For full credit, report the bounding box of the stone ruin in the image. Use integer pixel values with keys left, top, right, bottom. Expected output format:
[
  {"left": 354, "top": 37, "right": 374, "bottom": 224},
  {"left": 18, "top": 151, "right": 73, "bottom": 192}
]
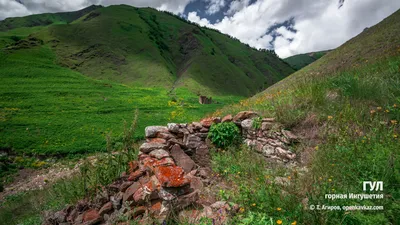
[
  {"left": 44, "top": 111, "right": 298, "bottom": 225},
  {"left": 198, "top": 96, "right": 212, "bottom": 104}
]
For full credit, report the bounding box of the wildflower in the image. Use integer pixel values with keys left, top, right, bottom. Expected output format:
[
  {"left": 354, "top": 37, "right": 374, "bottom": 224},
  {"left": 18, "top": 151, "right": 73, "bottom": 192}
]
[
  {"left": 277, "top": 220, "right": 283, "bottom": 225},
  {"left": 390, "top": 120, "right": 398, "bottom": 125},
  {"left": 377, "top": 107, "right": 382, "bottom": 111},
  {"left": 394, "top": 104, "right": 397, "bottom": 108},
  {"left": 277, "top": 207, "right": 282, "bottom": 211},
  {"left": 238, "top": 172, "right": 241, "bottom": 174},
  {"left": 385, "top": 109, "right": 390, "bottom": 113},
  {"left": 224, "top": 170, "right": 227, "bottom": 173},
  {"left": 256, "top": 178, "right": 259, "bottom": 181},
  {"left": 291, "top": 221, "right": 297, "bottom": 225},
  {"left": 362, "top": 140, "right": 365, "bottom": 143},
  {"left": 314, "top": 146, "right": 319, "bottom": 150},
  {"left": 370, "top": 110, "right": 376, "bottom": 114},
  {"left": 332, "top": 188, "right": 335, "bottom": 191},
  {"left": 327, "top": 115, "right": 333, "bottom": 120},
  {"left": 252, "top": 203, "right": 256, "bottom": 207},
  {"left": 331, "top": 164, "right": 335, "bottom": 166},
  {"left": 328, "top": 179, "right": 332, "bottom": 182},
  {"left": 239, "top": 207, "right": 245, "bottom": 213},
  {"left": 288, "top": 176, "right": 291, "bottom": 180},
  {"left": 394, "top": 134, "right": 398, "bottom": 139},
  {"left": 319, "top": 177, "right": 322, "bottom": 180}
]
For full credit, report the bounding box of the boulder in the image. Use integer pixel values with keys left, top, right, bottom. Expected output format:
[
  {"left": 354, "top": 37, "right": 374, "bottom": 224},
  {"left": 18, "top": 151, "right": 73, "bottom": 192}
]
[
  {"left": 262, "top": 144, "right": 275, "bottom": 156},
  {"left": 145, "top": 126, "right": 168, "bottom": 138},
  {"left": 261, "top": 122, "right": 274, "bottom": 131},
  {"left": 173, "top": 191, "right": 199, "bottom": 210},
  {"left": 139, "top": 142, "right": 167, "bottom": 153},
  {"left": 170, "top": 144, "right": 195, "bottom": 173},
  {"left": 194, "top": 145, "right": 210, "bottom": 168}
]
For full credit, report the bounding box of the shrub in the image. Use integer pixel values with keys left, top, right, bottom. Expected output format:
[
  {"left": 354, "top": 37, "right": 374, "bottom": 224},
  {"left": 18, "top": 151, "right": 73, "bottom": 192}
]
[{"left": 208, "top": 122, "right": 241, "bottom": 148}]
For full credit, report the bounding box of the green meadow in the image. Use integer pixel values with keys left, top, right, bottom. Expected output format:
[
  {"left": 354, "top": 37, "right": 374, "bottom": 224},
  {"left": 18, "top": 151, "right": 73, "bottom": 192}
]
[{"left": 0, "top": 45, "right": 242, "bottom": 156}]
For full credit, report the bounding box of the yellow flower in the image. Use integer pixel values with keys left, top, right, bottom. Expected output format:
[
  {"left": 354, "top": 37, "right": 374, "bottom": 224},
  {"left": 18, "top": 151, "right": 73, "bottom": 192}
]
[
  {"left": 314, "top": 146, "right": 319, "bottom": 150},
  {"left": 394, "top": 134, "right": 398, "bottom": 139},
  {"left": 332, "top": 188, "right": 335, "bottom": 191},
  {"left": 394, "top": 104, "right": 397, "bottom": 108},
  {"left": 277, "top": 207, "right": 282, "bottom": 211},
  {"left": 291, "top": 221, "right": 297, "bottom": 225},
  {"left": 328, "top": 179, "right": 332, "bottom": 182},
  {"left": 239, "top": 207, "right": 245, "bottom": 213},
  {"left": 390, "top": 120, "right": 398, "bottom": 125},
  {"left": 256, "top": 178, "right": 259, "bottom": 181},
  {"left": 377, "top": 107, "right": 382, "bottom": 111},
  {"left": 327, "top": 115, "right": 333, "bottom": 120},
  {"left": 362, "top": 140, "right": 365, "bottom": 143},
  {"left": 224, "top": 170, "right": 227, "bottom": 173},
  {"left": 370, "top": 110, "right": 376, "bottom": 114},
  {"left": 319, "top": 177, "right": 322, "bottom": 180},
  {"left": 277, "top": 220, "right": 283, "bottom": 225},
  {"left": 288, "top": 176, "right": 292, "bottom": 180},
  {"left": 385, "top": 109, "right": 390, "bottom": 113},
  {"left": 252, "top": 203, "right": 256, "bottom": 207}
]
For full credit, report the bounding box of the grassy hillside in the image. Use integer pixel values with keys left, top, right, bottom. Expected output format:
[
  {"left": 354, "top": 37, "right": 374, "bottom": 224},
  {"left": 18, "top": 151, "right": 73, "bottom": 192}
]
[
  {"left": 210, "top": 9, "right": 400, "bottom": 225},
  {"left": 20, "top": 5, "right": 293, "bottom": 96},
  {"left": 284, "top": 50, "right": 331, "bottom": 70},
  {"left": 0, "top": 5, "right": 102, "bottom": 31}
]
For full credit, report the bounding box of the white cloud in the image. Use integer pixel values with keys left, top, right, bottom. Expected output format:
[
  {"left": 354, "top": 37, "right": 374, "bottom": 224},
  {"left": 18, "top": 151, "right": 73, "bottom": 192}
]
[
  {"left": 225, "top": 0, "right": 250, "bottom": 15},
  {"left": 205, "top": 0, "right": 225, "bottom": 15},
  {"left": 188, "top": 0, "right": 400, "bottom": 58},
  {"left": 0, "top": 0, "right": 193, "bottom": 20}
]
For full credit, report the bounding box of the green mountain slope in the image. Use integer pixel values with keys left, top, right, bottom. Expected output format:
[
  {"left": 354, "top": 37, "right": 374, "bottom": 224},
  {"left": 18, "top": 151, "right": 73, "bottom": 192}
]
[
  {"left": 1, "top": 5, "right": 293, "bottom": 96},
  {"left": 213, "top": 9, "right": 400, "bottom": 225},
  {"left": 0, "top": 5, "right": 102, "bottom": 31},
  {"left": 284, "top": 50, "right": 331, "bottom": 70}
]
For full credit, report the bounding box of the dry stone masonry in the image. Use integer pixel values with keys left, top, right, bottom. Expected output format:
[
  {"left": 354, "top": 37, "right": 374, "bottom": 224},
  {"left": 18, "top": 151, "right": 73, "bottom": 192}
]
[{"left": 44, "top": 111, "right": 298, "bottom": 225}]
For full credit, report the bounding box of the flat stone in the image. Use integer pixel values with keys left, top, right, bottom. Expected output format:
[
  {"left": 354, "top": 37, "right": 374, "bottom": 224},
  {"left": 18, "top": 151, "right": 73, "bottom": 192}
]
[
  {"left": 170, "top": 144, "right": 195, "bottom": 173},
  {"left": 221, "top": 114, "right": 233, "bottom": 123},
  {"left": 262, "top": 144, "right": 275, "bottom": 156},
  {"left": 145, "top": 126, "right": 168, "bottom": 138},
  {"left": 99, "top": 202, "right": 113, "bottom": 216},
  {"left": 167, "top": 123, "right": 180, "bottom": 133},
  {"left": 261, "top": 122, "right": 274, "bottom": 131},
  {"left": 119, "top": 181, "right": 133, "bottom": 192},
  {"left": 241, "top": 119, "right": 253, "bottom": 130},
  {"left": 123, "top": 182, "right": 141, "bottom": 202},
  {"left": 185, "top": 134, "right": 202, "bottom": 149},
  {"left": 194, "top": 145, "right": 210, "bottom": 168},
  {"left": 147, "top": 138, "right": 167, "bottom": 144},
  {"left": 82, "top": 209, "right": 102, "bottom": 225},
  {"left": 173, "top": 191, "right": 199, "bottom": 210},
  {"left": 233, "top": 111, "right": 258, "bottom": 121},
  {"left": 149, "top": 149, "right": 170, "bottom": 159},
  {"left": 139, "top": 142, "right": 167, "bottom": 153},
  {"left": 128, "top": 169, "right": 145, "bottom": 181},
  {"left": 282, "top": 130, "right": 298, "bottom": 142},
  {"left": 154, "top": 166, "right": 190, "bottom": 187},
  {"left": 210, "top": 201, "right": 227, "bottom": 210},
  {"left": 200, "top": 118, "right": 214, "bottom": 128},
  {"left": 262, "top": 118, "right": 275, "bottom": 122},
  {"left": 192, "top": 122, "right": 203, "bottom": 130},
  {"left": 199, "top": 127, "right": 209, "bottom": 132}
]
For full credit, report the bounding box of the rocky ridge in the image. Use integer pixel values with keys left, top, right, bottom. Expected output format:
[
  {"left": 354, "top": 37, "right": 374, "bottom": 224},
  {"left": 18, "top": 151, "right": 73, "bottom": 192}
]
[{"left": 44, "top": 111, "right": 298, "bottom": 225}]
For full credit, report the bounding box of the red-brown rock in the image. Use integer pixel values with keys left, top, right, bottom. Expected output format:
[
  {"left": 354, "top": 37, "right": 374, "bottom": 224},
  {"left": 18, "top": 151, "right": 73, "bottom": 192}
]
[
  {"left": 200, "top": 118, "right": 214, "bottom": 128},
  {"left": 154, "top": 166, "right": 190, "bottom": 187},
  {"left": 233, "top": 111, "right": 258, "bottom": 121},
  {"left": 99, "top": 202, "right": 113, "bottom": 216},
  {"left": 128, "top": 169, "right": 145, "bottom": 181},
  {"left": 123, "top": 182, "right": 141, "bottom": 202},
  {"left": 82, "top": 209, "right": 101, "bottom": 224},
  {"left": 221, "top": 114, "right": 233, "bottom": 123},
  {"left": 147, "top": 138, "right": 167, "bottom": 144}
]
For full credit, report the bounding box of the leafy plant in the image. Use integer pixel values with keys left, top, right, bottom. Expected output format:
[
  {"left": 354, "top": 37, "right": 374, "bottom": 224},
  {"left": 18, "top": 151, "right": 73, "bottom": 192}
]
[
  {"left": 252, "top": 117, "right": 262, "bottom": 130},
  {"left": 208, "top": 122, "right": 241, "bottom": 148}
]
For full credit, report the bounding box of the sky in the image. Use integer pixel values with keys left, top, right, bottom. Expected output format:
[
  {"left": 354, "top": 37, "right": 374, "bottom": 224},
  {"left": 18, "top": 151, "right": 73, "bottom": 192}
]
[{"left": 1, "top": 0, "right": 400, "bottom": 58}]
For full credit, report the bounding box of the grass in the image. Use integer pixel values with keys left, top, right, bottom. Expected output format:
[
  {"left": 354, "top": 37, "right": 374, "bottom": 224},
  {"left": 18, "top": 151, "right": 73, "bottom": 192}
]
[
  {"left": 208, "top": 9, "right": 400, "bottom": 224},
  {"left": 0, "top": 44, "right": 242, "bottom": 157},
  {"left": 284, "top": 50, "right": 330, "bottom": 70},
  {"left": 19, "top": 4, "right": 293, "bottom": 96}
]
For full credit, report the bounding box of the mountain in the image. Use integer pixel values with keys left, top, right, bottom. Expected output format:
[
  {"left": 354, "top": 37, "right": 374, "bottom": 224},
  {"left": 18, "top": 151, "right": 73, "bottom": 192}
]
[
  {"left": 0, "top": 5, "right": 294, "bottom": 97},
  {"left": 213, "top": 9, "right": 400, "bottom": 225},
  {"left": 284, "top": 50, "right": 331, "bottom": 70}
]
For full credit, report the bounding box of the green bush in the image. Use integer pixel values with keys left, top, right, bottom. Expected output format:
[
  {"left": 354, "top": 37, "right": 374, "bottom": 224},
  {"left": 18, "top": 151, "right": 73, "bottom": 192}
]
[{"left": 208, "top": 122, "right": 241, "bottom": 148}]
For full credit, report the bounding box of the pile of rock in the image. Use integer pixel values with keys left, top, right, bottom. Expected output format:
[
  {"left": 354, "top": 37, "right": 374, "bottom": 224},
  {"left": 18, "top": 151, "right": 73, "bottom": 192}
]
[{"left": 44, "top": 111, "right": 298, "bottom": 225}]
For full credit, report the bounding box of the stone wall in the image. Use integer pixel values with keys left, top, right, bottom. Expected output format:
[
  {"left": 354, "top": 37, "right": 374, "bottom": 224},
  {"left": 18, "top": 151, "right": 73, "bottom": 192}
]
[{"left": 44, "top": 111, "right": 298, "bottom": 225}]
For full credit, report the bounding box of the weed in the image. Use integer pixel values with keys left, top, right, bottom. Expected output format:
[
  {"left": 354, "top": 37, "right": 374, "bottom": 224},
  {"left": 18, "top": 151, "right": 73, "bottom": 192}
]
[{"left": 208, "top": 122, "right": 241, "bottom": 148}]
